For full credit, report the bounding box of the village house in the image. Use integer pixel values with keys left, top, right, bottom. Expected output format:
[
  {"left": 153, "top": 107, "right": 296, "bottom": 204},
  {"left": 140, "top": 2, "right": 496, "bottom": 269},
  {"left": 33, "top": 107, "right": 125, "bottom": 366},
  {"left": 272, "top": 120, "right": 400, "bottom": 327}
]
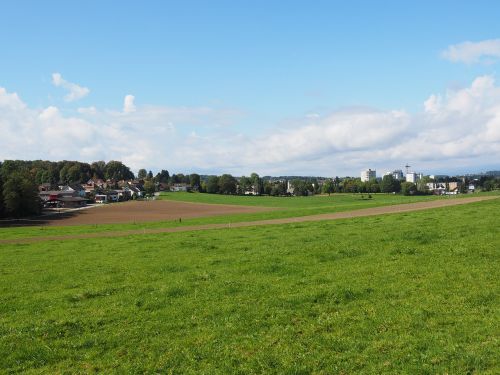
[
  {"left": 39, "top": 190, "right": 87, "bottom": 208},
  {"left": 127, "top": 182, "right": 145, "bottom": 198},
  {"left": 170, "top": 183, "right": 190, "bottom": 192},
  {"left": 59, "top": 184, "right": 86, "bottom": 197},
  {"left": 243, "top": 185, "right": 260, "bottom": 195},
  {"left": 426, "top": 181, "right": 461, "bottom": 195},
  {"left": 83, "top": 179, "right": 106, "bottom": 195}
]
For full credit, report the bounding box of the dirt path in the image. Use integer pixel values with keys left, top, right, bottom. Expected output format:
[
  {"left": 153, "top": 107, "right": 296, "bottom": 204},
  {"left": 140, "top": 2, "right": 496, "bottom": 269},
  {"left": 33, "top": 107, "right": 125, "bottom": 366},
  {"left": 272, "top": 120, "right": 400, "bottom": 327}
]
[{"left": 0, "top": 196, "right": 496, "bottom": 244}]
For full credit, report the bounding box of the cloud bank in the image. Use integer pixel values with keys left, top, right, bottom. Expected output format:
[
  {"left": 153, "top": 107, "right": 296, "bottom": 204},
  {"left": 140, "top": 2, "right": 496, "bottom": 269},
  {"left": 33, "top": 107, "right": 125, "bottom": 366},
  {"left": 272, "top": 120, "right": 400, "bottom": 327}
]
[
  {"left": 52, "top": 73, "right": 90, "bottom": 101},
  {"left": 1, "top": 75, "right": 499, "bottom": 176},
  {"left": 442, "top": 39, "right": 500, "bottom": 64}
]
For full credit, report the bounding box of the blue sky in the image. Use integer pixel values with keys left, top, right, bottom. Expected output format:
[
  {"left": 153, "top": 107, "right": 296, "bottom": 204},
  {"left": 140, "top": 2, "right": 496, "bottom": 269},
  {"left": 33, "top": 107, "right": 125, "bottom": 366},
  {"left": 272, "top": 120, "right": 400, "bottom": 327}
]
[{"left": 1, "top": 1, "right": 500, "bottom": 176}]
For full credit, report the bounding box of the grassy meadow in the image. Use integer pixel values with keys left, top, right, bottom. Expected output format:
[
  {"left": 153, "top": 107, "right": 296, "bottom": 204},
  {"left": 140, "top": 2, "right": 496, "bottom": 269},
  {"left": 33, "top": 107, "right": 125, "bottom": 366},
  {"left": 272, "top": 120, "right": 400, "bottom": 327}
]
[
  {"left": 0, "top": 197, "right": 498, "bottom": 373},
  {"left": 1, "top": 192, "right": 446, "bottom": 241},
  {"left": 158, "top": 191, "right": 440, "bottom": 207}
]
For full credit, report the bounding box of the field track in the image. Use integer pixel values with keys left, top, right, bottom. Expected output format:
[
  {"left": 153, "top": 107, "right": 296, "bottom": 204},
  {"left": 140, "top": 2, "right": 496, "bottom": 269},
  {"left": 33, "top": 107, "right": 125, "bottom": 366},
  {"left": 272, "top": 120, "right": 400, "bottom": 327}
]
[{"left": 1, "top": 196, "right": 496, "bottom": 244}]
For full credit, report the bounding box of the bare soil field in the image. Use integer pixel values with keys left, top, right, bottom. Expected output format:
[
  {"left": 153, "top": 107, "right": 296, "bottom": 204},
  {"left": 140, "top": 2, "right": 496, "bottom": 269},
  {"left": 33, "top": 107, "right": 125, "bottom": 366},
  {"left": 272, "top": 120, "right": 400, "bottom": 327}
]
[{"left": 40, "top": 200, "right": 271, "bottom": 226}]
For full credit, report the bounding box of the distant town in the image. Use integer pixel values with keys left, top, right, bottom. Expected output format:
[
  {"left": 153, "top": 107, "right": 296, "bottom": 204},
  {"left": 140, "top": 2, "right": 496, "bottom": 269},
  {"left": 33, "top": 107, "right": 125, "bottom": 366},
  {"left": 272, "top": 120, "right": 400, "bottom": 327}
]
[{"left": 0, "top": 159, "right": 499, "bottom": 219}]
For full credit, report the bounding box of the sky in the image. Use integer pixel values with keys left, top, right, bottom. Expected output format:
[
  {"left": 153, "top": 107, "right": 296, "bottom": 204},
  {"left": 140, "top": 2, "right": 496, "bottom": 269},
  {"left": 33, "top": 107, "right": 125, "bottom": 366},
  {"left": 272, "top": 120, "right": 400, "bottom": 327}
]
[{"left": 1, "top": 0, "right": 500, "bottom": 177}]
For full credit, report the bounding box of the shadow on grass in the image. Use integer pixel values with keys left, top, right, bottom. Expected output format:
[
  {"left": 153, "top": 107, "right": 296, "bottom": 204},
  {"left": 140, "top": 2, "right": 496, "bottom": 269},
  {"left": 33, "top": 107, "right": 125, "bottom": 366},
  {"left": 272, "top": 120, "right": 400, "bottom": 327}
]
[{"left": 0, "top": 210, "right": 85, "bottom": 227}]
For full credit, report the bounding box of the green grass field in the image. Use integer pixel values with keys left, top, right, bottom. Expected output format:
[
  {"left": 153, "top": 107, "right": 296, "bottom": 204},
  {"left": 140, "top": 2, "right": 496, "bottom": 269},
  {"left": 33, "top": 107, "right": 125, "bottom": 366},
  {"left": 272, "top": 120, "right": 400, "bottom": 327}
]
[
  {"left": 159, "top": 191, "right": 440, "bottom": 208},
  {"left": 0, "top": 193, "right": 447, "bottom": 241},
  {"left": 0, "top": 197, "right": 498, "bottom": 373}
]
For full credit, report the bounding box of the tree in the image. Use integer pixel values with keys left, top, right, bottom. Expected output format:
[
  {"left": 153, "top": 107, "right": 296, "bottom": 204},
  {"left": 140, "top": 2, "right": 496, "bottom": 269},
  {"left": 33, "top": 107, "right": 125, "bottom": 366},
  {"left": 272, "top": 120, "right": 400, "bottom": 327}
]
[
  {"left": 291, "top": 179, "right": 311, "bottom": 196},
  {"left": 3, "top": 171, "right": 40, "bottom": 217},
  {"left": 147, "top": 170, "right": 153, "bottom": 180},
  {"left": 59, "top": 164, "right": 70, "bottom": 184},
  {"left": 322, "top": 180, "right": 334, "bottom": 195},
  {"left": 250, "top": 173, "right": 263, "bottom": 194},
  {"left": 366, "top": 180, "right": 380, "bottom": 193},
  {"left": 206, "top": 176, "right": 219, "bottom": 194},
  {"left": 155, "top": 170, "right": 170, "bottom": 183},
  {"left": 270, "top": 181, "right": 286, "bottom": 196},
  {"left": 91, "top": 161, "right": 106, "bottom": 179},
  {"left": 239, "top": 176, "right": 252, "bottom": 194},
  {"left": 170, "top": 174, "right": 180, "bottom": 183},
  {"left": 483, "top": 179, "right": 494, "bottom": 191},
  {"left": 417, "top": 176, "right": 431, "bottom": 194},
  {"left": 457, "top": 183, "right": 466, "bottom": 194},
  {"left": 401, "top": 182, "right": 417, "bottom": 196},
  {"left": 219, "top": 174, "right": 237, "bottom": 194},
  {"left": 263, "top": 181, "right": 272, "bottom": 195},
  {"left": 67, "top": 164, "right": 82, "bottom": 183},
  {"left": 189, "top": 173, "right": 201, "bottom": 188},
  {"left": 200, "top": 181, "right": 207, "bottom": 193},
  {"left": 380, "top": 175, "right": 401, "bottom": 193},
  {"left": 144, "top": 180, "right": 156, "bottom": 196},
  {"left": 342, "top": 178, "right": 359, "bottom": 193},
  {"left": 138, "top": 169, "right": 147, "bottom": 179},
  {"left": 104, "top": 161, "right": 134, "bottom": 181}
]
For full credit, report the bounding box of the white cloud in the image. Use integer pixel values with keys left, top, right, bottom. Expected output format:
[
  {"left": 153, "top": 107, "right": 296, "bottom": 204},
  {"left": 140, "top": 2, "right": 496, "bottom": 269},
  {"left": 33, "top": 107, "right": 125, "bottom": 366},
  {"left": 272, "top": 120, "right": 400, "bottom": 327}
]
[
  {"left": 442, "top": 39, "right": 500, "bottom": 64},
  {"left": 1, "top": 75, "right": 500, "bottom": 176},
  {"left": 123, "top": 94, "right": 136, "bottom": 113},
  {"left": 77, "top": 106, "right": 97, "bottom": 115},
  {"left": 0, "top": 87, "right": 26, "bottom": 110},
  {"left": 39, "top": 106, "right": 59, "bottom": 120},
  {"left": 52, "top": 72, "right": 90, "bottom": 101}
]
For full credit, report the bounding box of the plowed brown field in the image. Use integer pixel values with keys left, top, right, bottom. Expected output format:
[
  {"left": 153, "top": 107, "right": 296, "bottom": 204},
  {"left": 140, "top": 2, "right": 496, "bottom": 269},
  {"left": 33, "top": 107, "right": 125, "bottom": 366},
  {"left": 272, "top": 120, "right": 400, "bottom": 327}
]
[{"left": 41, "top": 200, "right": 271, "bottom": 226}]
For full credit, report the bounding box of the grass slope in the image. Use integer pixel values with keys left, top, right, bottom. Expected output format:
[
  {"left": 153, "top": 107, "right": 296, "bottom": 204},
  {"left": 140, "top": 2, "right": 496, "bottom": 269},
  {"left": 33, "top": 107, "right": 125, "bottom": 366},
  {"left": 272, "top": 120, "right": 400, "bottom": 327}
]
[{"left": 0, "top": 199, "right": 498, "bottom": 373}]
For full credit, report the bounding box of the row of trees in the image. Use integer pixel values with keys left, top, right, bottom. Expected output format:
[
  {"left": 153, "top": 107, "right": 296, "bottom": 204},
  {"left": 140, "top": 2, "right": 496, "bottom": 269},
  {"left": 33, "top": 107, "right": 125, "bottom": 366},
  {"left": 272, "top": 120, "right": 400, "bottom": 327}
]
[
  {"left": 0, "top": 160, "right": 135, "bottom": 186},
  {"left": 202, "top": 174, "right": 320, "bottom": 196},
  {"left": 203, "top": 173, "right": 269, "bottom": 195},
  {"left": 322, "top": 175, "right": 418, "bottom": 195},
  {"left": 200, "top": 174, "right": 410, "bottom": 197},
  {"left": 138, "top": 168, "right": 202, "bottom": 188}
]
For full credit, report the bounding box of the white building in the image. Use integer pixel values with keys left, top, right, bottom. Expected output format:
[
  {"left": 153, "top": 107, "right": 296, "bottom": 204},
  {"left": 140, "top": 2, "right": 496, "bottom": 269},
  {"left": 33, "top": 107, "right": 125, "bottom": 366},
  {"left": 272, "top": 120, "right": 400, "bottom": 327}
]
[
  {"left": 406, "top": 172, "right": 423, "bottom": 183},
  {"left": 361, "top": 169, "right": 376, "bottom": 182}
]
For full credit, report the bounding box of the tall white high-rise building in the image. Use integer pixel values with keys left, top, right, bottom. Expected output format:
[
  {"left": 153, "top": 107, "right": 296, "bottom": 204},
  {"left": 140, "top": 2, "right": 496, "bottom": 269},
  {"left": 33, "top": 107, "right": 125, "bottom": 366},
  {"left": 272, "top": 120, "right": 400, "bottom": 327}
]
[
  {"left": 361, "top": 169, "right": 376, "bottom": 182},
  {"left": 406, "top": 172, "right": 418, "bottom": 183}
]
